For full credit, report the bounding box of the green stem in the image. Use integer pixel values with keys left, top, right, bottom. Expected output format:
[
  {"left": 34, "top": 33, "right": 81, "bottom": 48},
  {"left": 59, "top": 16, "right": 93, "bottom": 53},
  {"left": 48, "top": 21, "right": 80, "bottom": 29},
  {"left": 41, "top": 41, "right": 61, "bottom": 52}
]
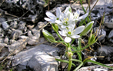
[
  {"left": 56, "top": 32, "right": 63, "bottom": 41},
  {"left": 67, "top": 57, "right": 72, "bottom": 71},
  {"left": 74, "top": 62, "right": 83, "bottom": 71},
  {"left": 77, "top": 38, "right": 82, "bottom": 61},
  {"left": 67, "top": 44, "right": 73, "bottom": 71}
]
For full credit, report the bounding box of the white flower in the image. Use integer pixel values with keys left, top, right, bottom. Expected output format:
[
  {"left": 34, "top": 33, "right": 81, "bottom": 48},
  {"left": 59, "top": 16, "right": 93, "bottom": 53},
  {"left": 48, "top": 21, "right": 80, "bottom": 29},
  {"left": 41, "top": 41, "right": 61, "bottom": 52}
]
[
  {"left": 73, "top": 10, "right": 89, "bottom": 21},
  {"left": 59, "top": 26, "right": 85, "bottom": 43},
  {"left": 55, "top": 6, "right": 88, "bottom": 29},
  {"left": 44, "top": 7, "right": 61, "bottom": 24},
  {"left": 55, "top": 9, "right": 75, "bottom": 29}
]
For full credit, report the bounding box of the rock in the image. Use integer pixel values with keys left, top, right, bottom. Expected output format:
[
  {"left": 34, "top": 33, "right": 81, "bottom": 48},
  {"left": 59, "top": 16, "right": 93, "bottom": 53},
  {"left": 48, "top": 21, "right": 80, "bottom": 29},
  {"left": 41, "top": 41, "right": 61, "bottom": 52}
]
[
  {"left": 9, "top": 39, "right": 16, "bottom": 44},
  {"left": 0, "top": 47, "right": 9, "bottom": 60},
  {"left": 94, "top": 68, "right": 107, "bottom": 71},
  {"left": 8, "top": 38, "right": 28, "bottom": 54},
  {"left": 104, "top": 16, "right": 113, "bottom": 28},
  {"left": 108, "top": 30, "right": 113, "bottom": 38},
  {"left": 98, "top": 46, "right": 113, "bottom": 56},
  {"left": 4, "top": 36, "right": 9, "bottom": 44},
  {"left": 27, "top": 36, "right": 39, "bottom": 45},
  {"left": 0, "top": 17, "right": 6, "bottom": 24},
  {"left": 0, "top": 38, "right": 3, "bottom": 43},
  {"left": 31, "top": 29, "right": 40, "bottom": 38},
  {"left": 91, "top": 10, "right": 101, "bottom": 20},
  {"left": 11, "top": 30, "right": 23, "bottom": 40},
  {"left": 37, "top": 22, "right": 46, "bottom": 29},
  {"left": 0, "top": 43, "right": 7, "bottom": 52},
  {"left": 91, "top": 0, "right": 113, "bottom": 6},
  {"left": 12, "top": 44, "right": 60, "bottom": 71},
  {"left": 34, "top": 0, "right": 47, "bottom": 6},
  {"left": 10, "top": 20, "right": 18, "bottom": 29},
  {"left": 39, "top": 37, "right": 47, "bottom": 43},
  {"left": 27, "top": 14, "right": 38, "bottom": 23},
  {"left": 27, "top": 29, "right": 40, "bottom": 45},
  {"left": 0, "top": 28, "right": 3, "bottom": 33},
  {"left": 27, "top": 30, "right": 33, "bottom": 37},
  {"left": 18, "top": 21, "right": 26, "bottom": 30},
  {"left": 2, "top": 21, "right": 9, "bottom": 30},
  {"left": 94, "top": 27, "right": 106, "bottom": 41},
  {"left": 0, "top": 33, "right": 4, "bottom": 38},
  {"left": 27, "top": 53, "right": 58, "bottom": 71},
  {"left": 18, "top": 36, "right": 28, "bottom": 39},
  {"left": 78, "top": 64, "right": 113, "bottom": 71},
  {"left": 27, "top": 25, "right": 34, "bottom": 30}
]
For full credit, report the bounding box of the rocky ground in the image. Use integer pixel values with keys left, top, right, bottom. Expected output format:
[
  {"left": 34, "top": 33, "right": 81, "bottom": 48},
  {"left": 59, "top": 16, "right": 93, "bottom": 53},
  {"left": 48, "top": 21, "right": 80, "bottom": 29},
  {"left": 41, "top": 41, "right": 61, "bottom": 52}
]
[{"left": 0, "top": 0, "right": 113, "bottom": 71}]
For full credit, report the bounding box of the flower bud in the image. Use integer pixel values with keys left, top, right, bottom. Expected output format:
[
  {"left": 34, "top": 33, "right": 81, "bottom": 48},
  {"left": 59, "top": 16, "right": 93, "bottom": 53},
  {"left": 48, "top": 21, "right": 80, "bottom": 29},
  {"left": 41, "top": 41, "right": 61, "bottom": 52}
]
[
  {"left": 81, "top": 21, "right": 94, "bottom": 36},
  {"left": 88, "top": 32, "right": 96, "bottom": 45},
  {"left": 42, "top": 29, "right": 57, "bottom": 43},
  {"left": 52, "top": 24, "right": 59, "bottom": 32}
]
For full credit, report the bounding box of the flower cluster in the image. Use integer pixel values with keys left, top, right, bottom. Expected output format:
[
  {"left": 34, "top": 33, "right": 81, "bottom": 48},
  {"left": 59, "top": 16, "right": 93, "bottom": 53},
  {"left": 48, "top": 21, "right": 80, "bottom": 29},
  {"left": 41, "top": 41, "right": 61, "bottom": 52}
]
[{"left": 44, "top": 6, "right": 93, "bottom": 43}]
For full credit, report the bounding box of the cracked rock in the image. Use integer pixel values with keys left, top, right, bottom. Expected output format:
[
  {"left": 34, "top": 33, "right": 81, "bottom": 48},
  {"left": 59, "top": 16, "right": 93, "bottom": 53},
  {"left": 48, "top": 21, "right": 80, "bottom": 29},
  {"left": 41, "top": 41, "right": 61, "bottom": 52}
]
[{"left": 12, "top": 44, "right": 60, "bottom": 71}]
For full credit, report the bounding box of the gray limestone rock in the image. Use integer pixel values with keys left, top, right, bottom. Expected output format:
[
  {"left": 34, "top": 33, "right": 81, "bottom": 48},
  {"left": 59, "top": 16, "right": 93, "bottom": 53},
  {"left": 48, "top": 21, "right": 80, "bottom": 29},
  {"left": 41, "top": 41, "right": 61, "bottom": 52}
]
[
  {"left": 27, "top": 36, "right": 39, "bottom": 45},
  {"left": 0, "top": 43, "right": 7, "bottom": 52},
  {"left": 18, "top": 21, "right": 26, "bottom": 30},
  {"left": 37, "top": 22, "right": 46, "bottom": 29},
  {"left": 8, "top": 38, "right": 28, "bottom": 54},
  {"left": 104, "top": 16, "right": 113, "bottom": 28},
  {"left": 0, "top": 38, "right": 3, "bottom": 43},
  {"left": 108, "top": 30, "right": 113, "bottom": 39},
  {"left": 0, "top": 47, "right": 9, "bottom": 60},
  {"left": 98, "top": 46, "right": 113, "bottom": 56},
  {"left": 4, "top": 36, "right": 9, "bottom": 44},
  {"left": 10, "top": 20, "right": 18, "bottom": 29},
  {"left": 11, "top": 30, "right": 23, "bottom": 40},
  {"left": 94, "top": 27, "right": 106, "bottom": 41},
  {"left": 2, "top": 22, "right": 9, "bottom": 30},
  {"left": 12, "top": 44, "right": 60, "bottom": 71}
]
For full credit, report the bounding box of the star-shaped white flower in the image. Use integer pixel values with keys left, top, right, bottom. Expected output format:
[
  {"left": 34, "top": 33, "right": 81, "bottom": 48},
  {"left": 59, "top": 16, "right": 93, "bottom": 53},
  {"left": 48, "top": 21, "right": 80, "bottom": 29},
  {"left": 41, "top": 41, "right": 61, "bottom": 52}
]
[
  {"left": 55, "top": 8, "right": 75, "bottom": 29},
  {"left": 73, "top": 10, "right": 89, "bottom": 21},
  {"left": 59, "top": 26, "right": 85, "bottom": 43},
  {"left": 44, "top": 7, "right": 62, "bottom": 24}
]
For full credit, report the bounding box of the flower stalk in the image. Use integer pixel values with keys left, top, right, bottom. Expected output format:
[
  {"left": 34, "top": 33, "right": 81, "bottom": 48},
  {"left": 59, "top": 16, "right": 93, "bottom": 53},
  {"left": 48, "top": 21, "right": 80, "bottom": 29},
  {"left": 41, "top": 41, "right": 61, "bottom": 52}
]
[{"left": 66, "top": 44, "right": 73, "bottom": 71}]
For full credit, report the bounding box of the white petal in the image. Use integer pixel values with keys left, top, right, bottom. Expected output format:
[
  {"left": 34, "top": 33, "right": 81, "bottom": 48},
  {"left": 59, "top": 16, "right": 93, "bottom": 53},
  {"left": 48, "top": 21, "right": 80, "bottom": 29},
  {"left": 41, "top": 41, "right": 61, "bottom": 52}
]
[
  {"left": 46, "top": 11, "right": 56, "bottom": 19},
  {"left": 56, "top": 7, "right": 61, "bottom": 18},
  {"left": 64, "top": 37, "right": 71, "bottom": 43},
  {"left": 61, "top": 25, "right": 66, "bottom": 28},
  {"left": 68, "top": 21, "right": 75, "bottom": 29},
  {"left": 59, "top": 31, "right": 66, "bottom": 36},
  {"left": 68, "top": 12, "right": 74, "bottom": 20},
  {"left": 44, "top": 17, "right": 51, "bottom": 21},
  {"left": 44, "top": 17, "right": 55, "bottom": 23},
  {"left": 55, "top": 20, "right": 62, "bottom": 25},
  {"left": 71, "top": 35, "right": 80, "bottom": 38},
  {"left": 75, "top": 10, "right": 80, "bottom": 17},
  {"left": 73, "top": 26, "right": 85, "bottom": 35},
  {"left": 78, "top": 12, "right": 88, "bottom": 20},
  {"left": 64, "top": 6, "right": 71, "bottom": 14}
]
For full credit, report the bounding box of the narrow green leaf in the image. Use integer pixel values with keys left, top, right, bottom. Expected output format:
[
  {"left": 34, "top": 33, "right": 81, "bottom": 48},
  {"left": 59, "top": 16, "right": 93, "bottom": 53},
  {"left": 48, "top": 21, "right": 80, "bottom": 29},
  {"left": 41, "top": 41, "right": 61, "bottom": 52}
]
[
  {"left": 74, "top": 62, "right": 83, "bottom": 71},
  {"left": 84, "top": 60, "right": 113, "bottom": 69},
  {"left": 77, "top": 38, "right": 82, "bottom": 61},
  {"left": 88, "top": 32, "right": 96, "bottom": 45}
]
